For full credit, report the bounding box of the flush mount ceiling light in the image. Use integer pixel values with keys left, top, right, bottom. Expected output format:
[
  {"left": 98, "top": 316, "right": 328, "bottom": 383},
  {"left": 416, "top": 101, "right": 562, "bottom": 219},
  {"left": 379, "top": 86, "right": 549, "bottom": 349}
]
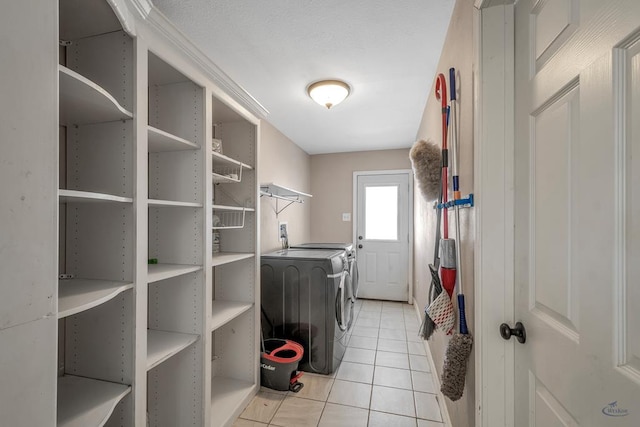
[{"left": 307, "top": 79, "right": 351, "bottom": 109}]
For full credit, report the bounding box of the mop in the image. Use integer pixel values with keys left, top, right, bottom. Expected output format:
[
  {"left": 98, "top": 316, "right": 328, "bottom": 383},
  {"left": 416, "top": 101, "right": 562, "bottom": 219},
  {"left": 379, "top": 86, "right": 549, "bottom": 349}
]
[
  {"left": 441, "top": 68, "right": 473, "bottom": 401},
  {"left": 418, "top": 180, "right": 442, "bottom": 339},
  {"left": 411, "top": 138, "right": 443, "bottom": 339},
  {"left": 425, "top": 74, "right": 456, "bottom": 336}
]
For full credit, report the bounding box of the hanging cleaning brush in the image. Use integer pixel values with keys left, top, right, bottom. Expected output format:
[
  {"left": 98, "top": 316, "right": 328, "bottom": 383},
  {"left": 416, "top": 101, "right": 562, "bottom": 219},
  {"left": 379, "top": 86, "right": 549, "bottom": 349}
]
[
  {"left": 441, "top": 67, "right": 473, "bottom": 401},
  {"left": 410, "top": 139, "right": 442, "bottom": 202}
]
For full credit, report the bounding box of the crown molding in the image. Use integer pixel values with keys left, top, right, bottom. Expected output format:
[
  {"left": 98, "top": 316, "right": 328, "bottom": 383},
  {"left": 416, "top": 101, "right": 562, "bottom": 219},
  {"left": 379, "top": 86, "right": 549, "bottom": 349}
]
[
  {"left": 142, "top": 4, "right": 270, "bottom": 118},
  {"left": 109, "top": 0, "right": 269, "bottom": 118},
  {"left": 475, "top": 0, "right": 515, "bottom": 9}
]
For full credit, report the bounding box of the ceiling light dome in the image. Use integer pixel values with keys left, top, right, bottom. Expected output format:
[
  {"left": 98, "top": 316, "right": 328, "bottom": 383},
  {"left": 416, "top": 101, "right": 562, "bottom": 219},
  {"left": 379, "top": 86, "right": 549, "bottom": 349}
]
[{"left": 307, "top": 79, "right": 351, "bottom": 109}]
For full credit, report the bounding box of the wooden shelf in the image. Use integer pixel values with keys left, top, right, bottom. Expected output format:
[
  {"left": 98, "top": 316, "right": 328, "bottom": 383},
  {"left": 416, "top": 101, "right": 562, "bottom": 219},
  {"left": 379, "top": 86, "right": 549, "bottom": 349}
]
[
  {"left": 211, "top": 252, "right": 254, "bottom": 267},
  {"left": 211, "top": 301, "right": 253, "bottom": 331},
  {"left": 57, "top": 375, "right": 130, "bottom": 427},
  {"left": 59, "top": 189, "right": 132, "bottom": 204},
  {"left": 58, "top": 279, "right": 133, "bottom": 318},
  {"left": 147, "top": 329, "right": 199, "bottom": 371},
  {"left": 148, "top": 264, "right": 202, "bottom": 283},
  {"left": 210, "top": 377, "right": 255, "bottom": 427},
  {"left": 148, "top": 126, "right": 199, "bottom": 152},
  {"left": 148, "top": 199, "right": 203, "bottom": 208},
  {"left": 59, "top": 65, "right": 132, "bottom": 126}
]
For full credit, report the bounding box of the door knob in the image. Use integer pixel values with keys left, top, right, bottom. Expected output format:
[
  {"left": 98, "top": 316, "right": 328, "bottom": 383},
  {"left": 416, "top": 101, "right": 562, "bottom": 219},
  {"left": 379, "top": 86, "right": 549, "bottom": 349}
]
[
  {"left": 358, "top": 244, "right": 363, "bottom": 249},
  {"left": 499, "top": 322, "right": 526, "bottom": 344}
]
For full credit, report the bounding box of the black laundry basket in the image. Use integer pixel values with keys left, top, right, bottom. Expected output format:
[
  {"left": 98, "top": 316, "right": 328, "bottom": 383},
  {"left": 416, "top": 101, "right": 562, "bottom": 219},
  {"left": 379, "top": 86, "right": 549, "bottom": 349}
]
[{"left": 260, "top": 338, "right": 304, "bottom": 392}]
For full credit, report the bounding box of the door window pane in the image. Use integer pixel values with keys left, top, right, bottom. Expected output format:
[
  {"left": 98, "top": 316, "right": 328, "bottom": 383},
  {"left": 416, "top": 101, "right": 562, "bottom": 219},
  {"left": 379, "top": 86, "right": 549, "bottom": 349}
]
[{"left": 365, "top": 186, "right": 398, "bottom": 240}]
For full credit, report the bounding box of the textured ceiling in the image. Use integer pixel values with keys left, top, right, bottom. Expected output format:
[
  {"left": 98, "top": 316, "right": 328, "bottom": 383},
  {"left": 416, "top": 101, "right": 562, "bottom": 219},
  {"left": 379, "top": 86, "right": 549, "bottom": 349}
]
[{"left": 152, "top": 0, "right": 455, "bottom": 154}]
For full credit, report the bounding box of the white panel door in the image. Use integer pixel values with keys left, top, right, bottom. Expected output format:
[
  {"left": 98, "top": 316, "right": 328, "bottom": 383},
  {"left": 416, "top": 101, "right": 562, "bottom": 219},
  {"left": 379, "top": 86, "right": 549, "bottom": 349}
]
[
  {"left": 355, "top": 173, "right": 410, "bottom": 301},
  {"left": 514, "top": 0, "right": 640, "bottom": 425}
]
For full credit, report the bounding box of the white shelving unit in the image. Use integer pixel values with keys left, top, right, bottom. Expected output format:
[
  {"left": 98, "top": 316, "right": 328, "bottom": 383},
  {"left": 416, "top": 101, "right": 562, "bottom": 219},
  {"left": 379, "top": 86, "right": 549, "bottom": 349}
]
[
  {"left": 146, "top": 51, "right": 208, "bottom": 427},
  {"left": 209, "top": 96, "right": 259, "bottom": 427},
  {"left": 57, "top": 1, "right": 135, "bottom": 425},
  {"left": 3, "top": 0, "right": 261, "bottom": 425}
]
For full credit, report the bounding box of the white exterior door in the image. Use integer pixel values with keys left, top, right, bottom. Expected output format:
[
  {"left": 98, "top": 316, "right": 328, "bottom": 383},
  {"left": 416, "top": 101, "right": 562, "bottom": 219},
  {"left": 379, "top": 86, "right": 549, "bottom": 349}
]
[
  {"left": 355, "top": 172, "right": 411, "bottom": 302},
  {"left": 514, "top": 0, "right": 640, "bottom": 425}
]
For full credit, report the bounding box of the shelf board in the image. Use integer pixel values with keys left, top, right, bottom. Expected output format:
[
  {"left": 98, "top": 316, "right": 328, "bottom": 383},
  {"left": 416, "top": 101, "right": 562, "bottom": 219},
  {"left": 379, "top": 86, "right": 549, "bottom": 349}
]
[
  {"left": 148, "top": 263, "right": 202, "bottom": 283},
  {"left": 260, "top": 183, "right": 312, "bottom": 199},
  {"left": 211, "top": 151, "right": 253, "bottom": 170},
  {"left": 212, "top": 204, "right": 255, "bottom": 212},
  {"left": 57, "top": 375, "right": 131, "bottom": 427},
  {"left": 211, "top": 301, "right": 253, "bottom": 331},
  {"left": 148, "top": 199, "right": 203, "bottom": 208},
  {"left": 58, "top": 278, "right": 133, "bottom": 318},
  {"left": 59, "top": 189, "right": 133, "bottom": 204},
  {"left": 211, "top": 377, "right": 256, "bottom": 427},
  {"left": 212, "top": 252, "right": 255, "bottom": 267},
  {"left": 59, "top": 65, "right": 132, "bottom": 126},
  {"left": 148, "top": 126, "right": 199, "bottom": 152},
  {"left": 147, "top": 329, "right": 199, "bottom": 371}
]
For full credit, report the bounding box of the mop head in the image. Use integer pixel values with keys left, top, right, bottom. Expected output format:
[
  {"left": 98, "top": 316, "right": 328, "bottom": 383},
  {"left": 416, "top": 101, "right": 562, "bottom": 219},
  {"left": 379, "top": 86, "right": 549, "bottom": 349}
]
[
  {"left": 419, "top": 309, "right": 436, "bottom": 339},
  {"left": 410, "top": 139, "right": 441, "bottom": 201},
  {"left": 441, "top": 332, "right": 473, "bottom": 401}
]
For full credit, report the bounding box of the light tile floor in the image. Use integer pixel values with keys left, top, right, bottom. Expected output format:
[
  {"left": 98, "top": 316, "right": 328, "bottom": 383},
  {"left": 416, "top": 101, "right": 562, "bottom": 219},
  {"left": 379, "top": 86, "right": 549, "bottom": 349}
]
[{"left": 235, "top": 300, "right": 445, "bottom": 427}]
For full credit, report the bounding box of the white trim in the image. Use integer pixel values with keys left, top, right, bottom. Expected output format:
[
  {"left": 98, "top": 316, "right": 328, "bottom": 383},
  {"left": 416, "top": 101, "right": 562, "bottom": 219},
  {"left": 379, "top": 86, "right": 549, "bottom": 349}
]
[
  {"left": 413, "top": 299, "right": 453, "bottom": 427},
  {"left": 352, "top": 169, "right": 414, "bottom": 304},
  {"left": 474, "top": 4, "right": 515, "bottom": 427},
  {"left": 143, "top": 8, "right": 269, "bottom": 119}
]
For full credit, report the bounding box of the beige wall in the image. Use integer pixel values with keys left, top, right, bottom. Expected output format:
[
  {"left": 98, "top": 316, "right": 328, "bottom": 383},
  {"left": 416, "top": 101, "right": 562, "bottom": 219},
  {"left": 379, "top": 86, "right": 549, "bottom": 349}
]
[
  {"left": 413, "top": 0, "right": 475, "bottom": 425},
  {"left": 259, "top": 121, "right": 311, "bottom": 253},
  {"left": 309, "top": 149, "right": 411, "bottom": 243}
]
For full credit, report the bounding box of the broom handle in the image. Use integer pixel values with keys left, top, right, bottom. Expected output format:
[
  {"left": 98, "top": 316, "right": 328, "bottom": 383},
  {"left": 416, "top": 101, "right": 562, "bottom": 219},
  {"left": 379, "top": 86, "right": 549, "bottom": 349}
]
[
  {"left": 435, "top": 74, "right": 449, "bottom": 239},
  {"left": 450, "top": 68, "right": 468, "bottom": 335},
  {"left": 449, "top": 68, "right": 462, "bottom": 295}
]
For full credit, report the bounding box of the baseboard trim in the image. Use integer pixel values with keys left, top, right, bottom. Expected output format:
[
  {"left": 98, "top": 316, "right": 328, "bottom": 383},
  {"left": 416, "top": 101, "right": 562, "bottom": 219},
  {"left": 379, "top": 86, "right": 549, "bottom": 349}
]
[{"left": 412, "top": 298, "right": 453, "bottom": 427}]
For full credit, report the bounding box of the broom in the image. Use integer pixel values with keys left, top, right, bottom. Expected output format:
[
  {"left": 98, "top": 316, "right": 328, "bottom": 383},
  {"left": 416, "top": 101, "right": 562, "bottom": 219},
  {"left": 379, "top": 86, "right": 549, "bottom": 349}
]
[
  {"left": 410, "top": 138, "right": 443, "bottom": 339},
  {"left": 419, "top": 182, "right": 442, "bottom": 339},
  {"left": 441, "top": 68, "right": 473, "bottom": 401}
]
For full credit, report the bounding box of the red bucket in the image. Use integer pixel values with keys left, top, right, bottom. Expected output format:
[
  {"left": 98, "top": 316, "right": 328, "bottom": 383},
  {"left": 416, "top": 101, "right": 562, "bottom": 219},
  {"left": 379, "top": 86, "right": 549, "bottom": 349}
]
[{"left": 261, "top": 339, "right": 304, "bottom": 392}]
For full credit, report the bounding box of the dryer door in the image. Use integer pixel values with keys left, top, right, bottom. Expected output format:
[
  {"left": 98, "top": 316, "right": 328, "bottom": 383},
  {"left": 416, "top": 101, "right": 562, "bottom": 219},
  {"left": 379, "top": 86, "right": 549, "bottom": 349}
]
[{"left": 335, "top": 271, "right": 354, "bottom": 332}]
